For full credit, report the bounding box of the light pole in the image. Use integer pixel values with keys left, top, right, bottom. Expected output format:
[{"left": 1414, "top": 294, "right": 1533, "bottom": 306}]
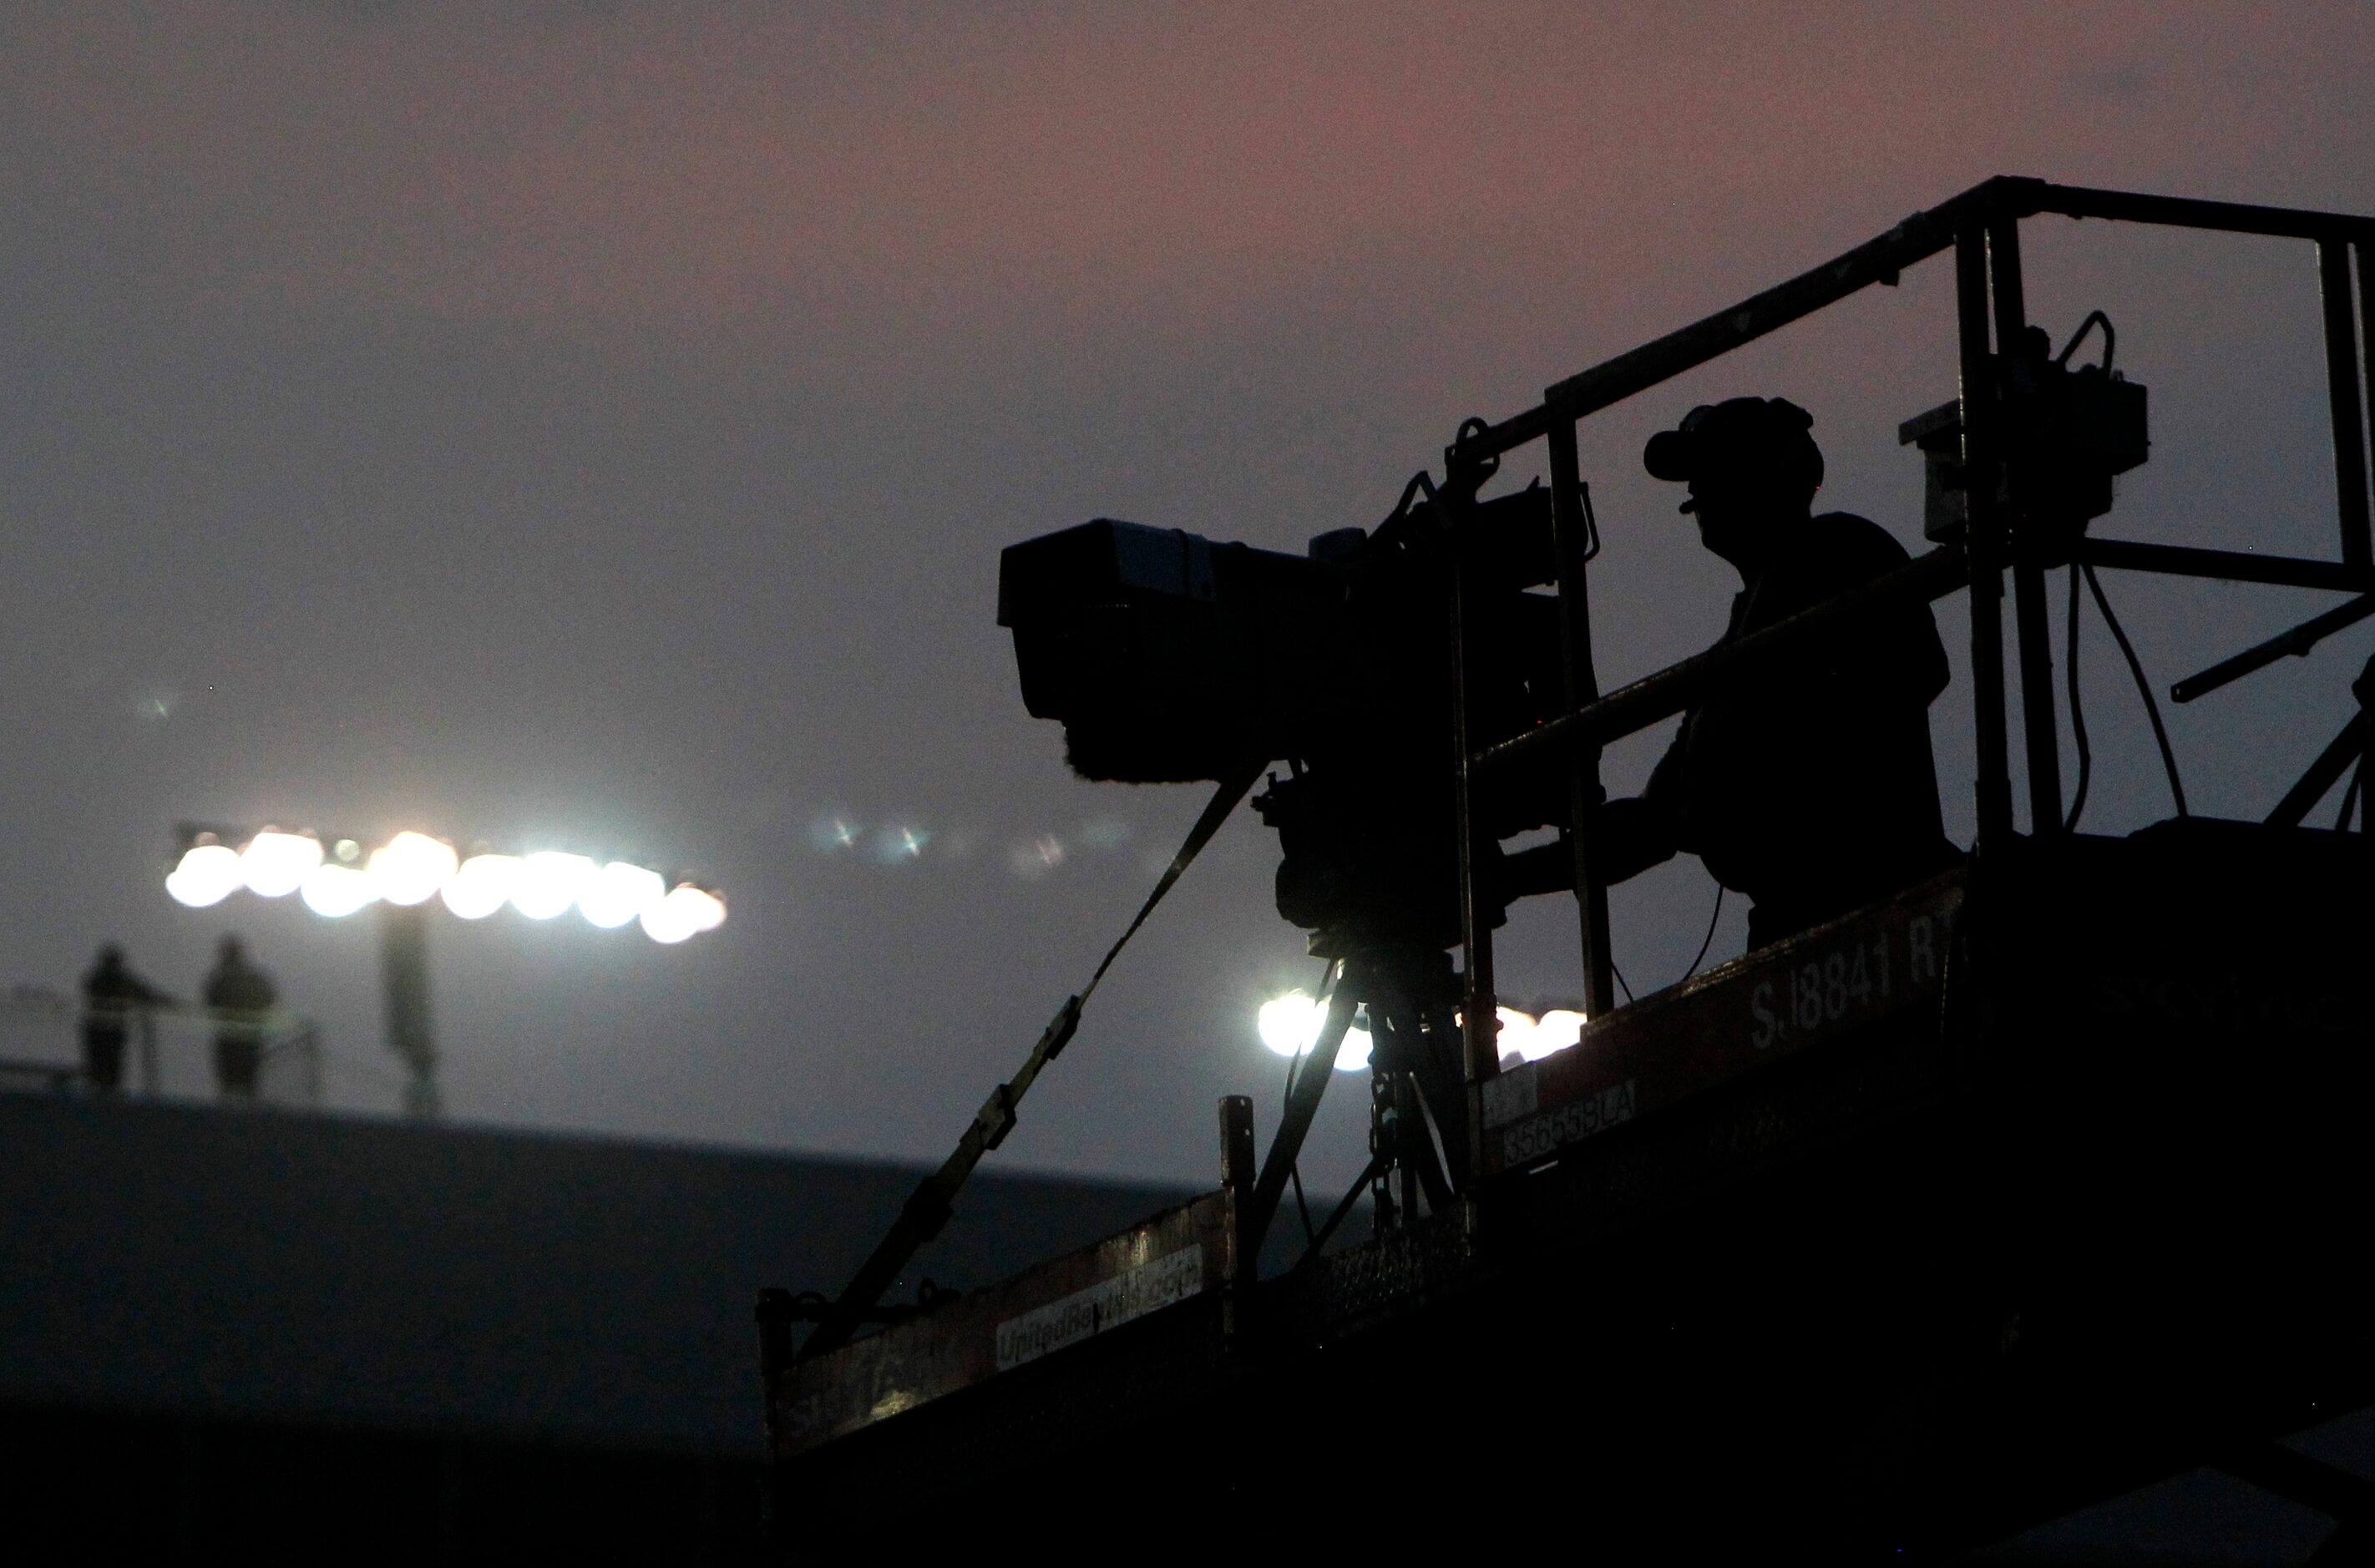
[{"left": 165, "top": 824, "right": 726, "bottom": 1116}]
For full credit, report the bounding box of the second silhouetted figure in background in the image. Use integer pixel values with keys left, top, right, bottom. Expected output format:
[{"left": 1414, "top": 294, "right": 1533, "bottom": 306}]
[
  {"left": 204, "top": 936, "right": 277, "bottom": 1101},
  {"left": 1596, "top": 396, "right": 1962, "bottom": 948}
]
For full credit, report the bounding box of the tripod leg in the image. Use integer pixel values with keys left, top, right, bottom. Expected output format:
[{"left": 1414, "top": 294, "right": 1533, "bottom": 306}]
[
  {"left": 2269, "top": 716, "right": 2367, "bottom": 827},
  {"left": 1366, "top": 985, "right": 1457, "bottom": 1213},
  {"left": 1413, "top": 1011, "right": 1472, "bottom": 1193},
  {"left": 1395, "top": 1066, "right": 1455, "bottom": 1215},
  {"left": 1242, "top": 984, "right": 1356, "bottom": 1263}
]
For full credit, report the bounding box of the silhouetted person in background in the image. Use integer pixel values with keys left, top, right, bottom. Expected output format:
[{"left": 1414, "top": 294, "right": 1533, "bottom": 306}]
[
  {"left": 80, "top": 944, "right": 170, "bottom": 1093},
  {"left": 204, "top": 936, "right": 276, "bottom": 1101},
  {"left": 1593, "top": 397, "right": 1962, "bottom": 948}
]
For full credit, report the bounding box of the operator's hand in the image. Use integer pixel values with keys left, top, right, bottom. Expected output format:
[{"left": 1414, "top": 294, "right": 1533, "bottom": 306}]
[{"left": 1496, "top": 796, "right": 1678, "bottom": 899}]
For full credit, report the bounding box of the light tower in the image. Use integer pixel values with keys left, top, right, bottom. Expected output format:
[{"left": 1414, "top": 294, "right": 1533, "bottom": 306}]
[{"left": 165, "top": 824, "right": 726, "bottom": 1115}]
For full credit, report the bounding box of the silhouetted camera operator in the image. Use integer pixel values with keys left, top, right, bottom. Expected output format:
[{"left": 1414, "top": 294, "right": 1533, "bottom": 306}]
[{"left": 1591, "top": 397, "right": 1962, "bottom": 948}]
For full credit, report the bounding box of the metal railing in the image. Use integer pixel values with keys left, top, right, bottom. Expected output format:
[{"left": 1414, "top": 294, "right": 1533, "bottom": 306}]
[
  {"left": 0, "top": 984, "right": 324, "bottom": 1107},
  {"left": 1440, "top": 175, "right": 2375, "bottom": 1089}
]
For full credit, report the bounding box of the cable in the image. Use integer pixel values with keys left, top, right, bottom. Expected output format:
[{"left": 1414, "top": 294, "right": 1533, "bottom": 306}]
[
  {"left": 2055, "top": 310, "right": 2116, "bottom": 373},
  {"left": 2064, "top": 563, "right": 2094, "bottom": 832},
  {"left": 1679, "top": 886, "right": 1726, "bottom": 983},
  {"left": 2338, "top": 746, "right": 2365, "bottom": 832},
  {"left": 799, "top": 762, "right": 1260, "bottom": 1363},
  {"left": 1290, "top": 1165, "right": 1317, "bottom": 1248},
  {"left": 2083, "top": 562, "right": 2190, "bottom": 819},
  {"left": 1612, "top": 963, "right": 1634, "bottom": 1005}
]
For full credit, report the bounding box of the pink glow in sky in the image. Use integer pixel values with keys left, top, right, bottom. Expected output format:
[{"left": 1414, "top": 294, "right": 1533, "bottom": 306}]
[
  {"left": 0, "top": 3, "right": 2370, "bottom": 1185},
  {"left": 10, "top": 3, "right": 2369, "bottom": 366}
]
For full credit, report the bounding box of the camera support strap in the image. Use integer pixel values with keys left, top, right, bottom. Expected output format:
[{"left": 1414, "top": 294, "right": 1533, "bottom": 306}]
[{"left": 797, "top": 758, "right": 1265, "bottom": 1362}]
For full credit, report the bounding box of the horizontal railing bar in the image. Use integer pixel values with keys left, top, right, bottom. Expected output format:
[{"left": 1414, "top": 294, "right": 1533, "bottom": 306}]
[
  {"left": 2171, "top": 592, "right": 2375, "bottom": 704},
  {"left": 1473, "top": 547, "right": 1968, "bottom": 774},
  {"left": 1458, "top": 180, "right": 2375, "bottom": 468},
  {"left": 1461, "top": 180, "right": 2011, "bottom": 459},
  {"left": 2031, "top": 183, "right": 2375, "bottom": 242},
  {"left": 2078, "top": 537, "right": 2375, "bottom": 594}
]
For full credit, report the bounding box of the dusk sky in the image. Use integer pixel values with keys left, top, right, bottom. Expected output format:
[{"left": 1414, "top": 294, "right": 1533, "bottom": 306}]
[{"left": 3, "top": 3, "right": 2371, "bottom": 1194}]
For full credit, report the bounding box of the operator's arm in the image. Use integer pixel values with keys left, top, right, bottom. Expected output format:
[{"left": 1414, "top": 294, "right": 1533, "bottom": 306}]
[{"left": 1496, "top": 727, "right": 1684, "bottom": 898}]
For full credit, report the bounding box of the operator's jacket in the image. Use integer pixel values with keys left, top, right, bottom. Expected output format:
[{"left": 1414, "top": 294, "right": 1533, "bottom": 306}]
[{"left": 1603, "top": 511, "right": 1962, "bottom": 948}]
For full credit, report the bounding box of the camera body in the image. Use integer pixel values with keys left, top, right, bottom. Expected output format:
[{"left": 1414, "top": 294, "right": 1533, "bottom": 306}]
[
  {"left": 998, "top": 488, "right": 1572, "bottom": 947},
  {"left": 1899, "top": 326, "right": 2149, "bottom": 546},
  {"left": 996, "top": 519, "right": 1347, "bottom": 784}
]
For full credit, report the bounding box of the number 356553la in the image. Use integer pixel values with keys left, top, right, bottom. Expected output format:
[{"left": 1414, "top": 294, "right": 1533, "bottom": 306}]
[{"left": 1500, "top": 1079, "right": 1637, "bottom": 1166}]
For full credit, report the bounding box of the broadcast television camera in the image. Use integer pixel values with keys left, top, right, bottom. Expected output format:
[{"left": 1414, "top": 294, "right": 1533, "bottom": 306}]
[{"left": 996, "top": 482, "right": 1576, "bottom": 950}]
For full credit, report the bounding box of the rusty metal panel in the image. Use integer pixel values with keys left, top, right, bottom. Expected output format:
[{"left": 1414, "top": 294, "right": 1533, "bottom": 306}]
[
  {"left": 1476, "top": 872, "right": 1962, "bottom": 1177},
  {"left": 771, "top": 1190, "right": 1230, "bottom": 1458}
]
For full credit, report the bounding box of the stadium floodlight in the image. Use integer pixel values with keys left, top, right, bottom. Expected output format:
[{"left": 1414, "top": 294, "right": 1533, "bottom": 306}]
[
  {"left": 1473, "top": 1004, "right": 1587, "bottom": 1065},
  {"left": 165, "top": 819, "right": 727, "bottom": 1116},
  {"left": 166, "top": 838, "right": 246, "bottom": 908},
  {"left": 299, "top": 862, "right": 377, "bottom": 919},
  {"left": 439, "top": 853, "right": 519, "bottom": 920},
  {"left": 1256, "top": 989, "right": 1372, "bottom": 1073},
  {"left": 367, "top": 831, "right": 459, "bottom": 907},
  {"left": 640, "top": 882, "right": 726, "bottom": 944},
  {"left": 512, "top": 852, "right": 595, "bottom": 921},
  {"left": 1526, "top": 1008, "right": 1587, "bottom": 1060},
  {"left": 578, "top": 861, "right": 666, "bottom": 930},
  {"left": 239, "top": 829, "right": 323, "bottom": 898},
  {"left": 170, "top": 825, "right": 725, "bottom": 941},
  {"left": 1253, "top": 995, "right": 1586, "bottom": 1076}
]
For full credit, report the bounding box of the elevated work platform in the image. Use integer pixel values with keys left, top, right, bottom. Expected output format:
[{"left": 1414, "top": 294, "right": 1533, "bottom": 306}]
[
  {"left": 767, "top": 820, "right": 2372, "bottom": 1553},
  {"left": 767, "top": 175, "right": 2375, "bottom": 1557}
]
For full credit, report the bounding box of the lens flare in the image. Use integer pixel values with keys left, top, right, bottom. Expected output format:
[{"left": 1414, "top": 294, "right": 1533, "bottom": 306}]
[
  {"left": 367, "top": 832, "right": 459, "bottom": 907},
  {"left": 165, "top": 842, "right": 244, "bottom": 908},
  {"left": 511, "top": 852, "right": 594, "bottom": 920},
  {"left": 870, "top": 826, "right": 929, "bottom": 862},
  {"left": 578, "top": 861, "right": 666, "bottom": 929},
  {"left": 809, "top": 817, "right": 861, "bottom": 852},
  {"left": 441, "top": 853, "right": 520, "bottom": 920},
  {"left": 239, "top": 829, "right": 322, "bottom": 898},
  {"left": 300, "top": 862, "right": 378, "bottom": 918},
  {"left": 1007, "top": 836, "right": 1067, "bottom": 878}
]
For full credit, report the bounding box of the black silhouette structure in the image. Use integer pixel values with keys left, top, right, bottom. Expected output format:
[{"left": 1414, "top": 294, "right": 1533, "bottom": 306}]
[
  {"left": 202, "top": 937, "right": 276, "bottom": 1101},
  {"left": 767, "top": 178, "right": 2375, "bottom": 1557},
  {"left": 78, "top": 945, "right": 169, "bottom": 1093},
  {"left": 1572, "top": 396, "right": 1962, "bottom": 947}
]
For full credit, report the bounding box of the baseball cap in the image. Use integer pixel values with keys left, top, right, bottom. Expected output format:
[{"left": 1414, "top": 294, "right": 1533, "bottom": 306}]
[{"left": 1643, "top": 397, "right": 1824, "bottom": 508}]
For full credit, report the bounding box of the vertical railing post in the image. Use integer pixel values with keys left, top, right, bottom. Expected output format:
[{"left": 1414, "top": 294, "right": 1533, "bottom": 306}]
[
  {"left": 1219, "top": 1093, "right": 1256, "bottom": 1326},
  {"left": 1446, "top": 477, "right": 1498, "bottom": 1090},
  {"left": 2321, "top": 238, "right": 2373, "bottom": 569},
  {"left": 379, "top": 901, "right": 440, "bottom": 1118},
  {"left": 1957, "top": 215, "right": 2016, "bottom": 850},
  {"left": 1547, "top": 418, "right": 1618, "bottom": 1021},
  {"left": 2357, "top": 240, "right": 2375, "bottom": 552},
  {"left": 1989, "top": 213, "right": 2064, "bottom": 836}
]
